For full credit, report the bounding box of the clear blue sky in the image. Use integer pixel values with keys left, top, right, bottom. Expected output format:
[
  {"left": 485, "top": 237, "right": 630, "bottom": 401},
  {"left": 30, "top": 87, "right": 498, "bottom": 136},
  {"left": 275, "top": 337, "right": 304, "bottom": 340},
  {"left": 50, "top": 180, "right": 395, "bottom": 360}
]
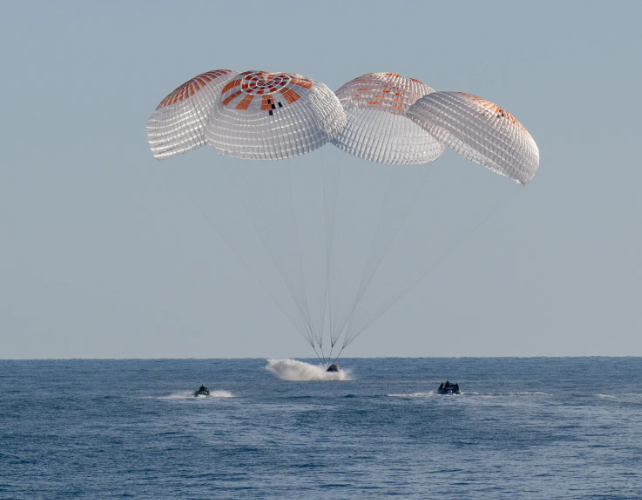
[{"left": 1, "top": 0, "right": 641, "bottom": 359}]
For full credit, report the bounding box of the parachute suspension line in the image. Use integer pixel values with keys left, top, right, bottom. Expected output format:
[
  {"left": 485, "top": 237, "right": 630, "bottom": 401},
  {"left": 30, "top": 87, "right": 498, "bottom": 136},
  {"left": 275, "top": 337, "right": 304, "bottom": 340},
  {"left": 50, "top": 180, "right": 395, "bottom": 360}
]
[
  {"left": 332, "top": 163, "right": 435, "bottom": 348},
  {"left": 339, "top": 160, "right": 474, "bottom": 349},
  {"left": 304, "top": 336, "right": 324, "bottom": 365},
  {"left": 328, "top": 319, "right": 347, "bottom": 364},
  {"left": 157, "top": 167, "right": 316, "bottom": 346},
  {"left": 319, "top": 345, "right": 328, "bottom": 367},
  {"left": 311, "top": 341, "right": 325, "bottom": 365},
  {"left": 340, "top": 179, "right": 521, "bottom": 349},
  {"left": 327, "top": 345, "right": 334, "bottom": 366},
  {"left": 283, "top": 162, "right": 323, "bottom": 349},
  {"left": 340, "top": 163, "right": 475, "bottom": 349},
  {"left": 329, "top": 313, "right": 350, "bottom": 361},
  {"left": 240, "top": 162, "right": 314, "bottom": 332},
  {"left": 223, "top": 163, "right": 316, "bottom": 345},
  {"left": 323, "top": 159, "right": 340, "bottom": 349},
  {"left": 329, "top": 342, "right": 348, "bottom": 367}
]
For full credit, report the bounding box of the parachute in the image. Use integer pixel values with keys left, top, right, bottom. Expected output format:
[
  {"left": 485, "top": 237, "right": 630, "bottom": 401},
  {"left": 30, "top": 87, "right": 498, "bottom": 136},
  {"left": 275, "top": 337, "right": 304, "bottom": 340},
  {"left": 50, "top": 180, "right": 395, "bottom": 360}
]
[
  {"left": 205, "top": 71, "right": 345, "bottom": 160},
  {"left": 147, "top": 69, "right": 539, "bottom": 363},
  {"left": 332, "top": 72, "right": 444, "bottom": 164},
  {"left": 406, "top": 91, "right": 539, "bottom": 185},
  {"left": 147, "top": 70, "right": 238, "bottom": 159}
]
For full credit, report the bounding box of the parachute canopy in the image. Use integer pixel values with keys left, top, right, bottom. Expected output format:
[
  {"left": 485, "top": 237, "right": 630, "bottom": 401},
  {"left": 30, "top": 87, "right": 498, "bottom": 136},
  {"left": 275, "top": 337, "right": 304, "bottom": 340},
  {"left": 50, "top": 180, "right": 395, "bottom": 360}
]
[
  {"left": 406, "top": 92, "right": 539, "bottom": 185},
  {"left": 332, "top": 72, "right": 444, "bottom": 165},
  {"left": 147, "top": 69, "right": 238, "bottom": 159},
  {"left": 205, "top": 71, "right": 345, "bottom": 161}
]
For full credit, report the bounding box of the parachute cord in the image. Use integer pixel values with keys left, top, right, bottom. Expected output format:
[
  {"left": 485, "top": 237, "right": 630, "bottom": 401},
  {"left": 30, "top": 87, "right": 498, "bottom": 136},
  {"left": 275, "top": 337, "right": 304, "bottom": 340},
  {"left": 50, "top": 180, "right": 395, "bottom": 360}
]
[
  {"left": 311, "top": 343, "right": 325, "bottom": 365},
  {"left": 323, "top": 160, "right": 340, "bottom": 349},
  {"left": 329, "top": 346, "right": 345, "bottom": 367},
  {"left": 333, "top": 164, "right": 433, "bottom": 347},
  {"left": 285, "top": 163, "right": 320, "bottom": 347},
  {"left": 339, "top": 160, "right": 483, "bottom": 347},
  {"left": 326, "top": 344, "right": 335, "bottom": 368},
  {"left": 315, "top": 337, "right": 327, "bottom": 366},
  {"left": 159, "top": 167, "right": 316, "bottom": 347},
  {"left": 340, "top": 186, "right": 521, "bottom": 349},
  {"left": 319, "top": 336, "right": 326, "bottom": 364},
  {"left": 229, "top": 164, "right": 316, "bottom": 339},
  {"left": 317, "top": 149, "right": 330, "bottom": 350}
]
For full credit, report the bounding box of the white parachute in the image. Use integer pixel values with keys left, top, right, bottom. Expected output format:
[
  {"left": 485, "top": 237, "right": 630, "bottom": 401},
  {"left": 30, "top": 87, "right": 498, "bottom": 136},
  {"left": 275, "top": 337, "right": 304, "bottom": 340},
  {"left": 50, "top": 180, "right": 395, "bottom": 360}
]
[
  {"left": 147, "top": 69, "right": 539, "bottom": 363},
  {"left": 332, "top": 72, "right": 444, "bottom": 165},
  {"left": 205, "top": 71, "right": 345, "bottom": 161},
  {"left": 406, "top": 91, "right": 539, "bottom": 185},
  {"left": 147, "top": 70, "right": 238, "bottom": 159}
]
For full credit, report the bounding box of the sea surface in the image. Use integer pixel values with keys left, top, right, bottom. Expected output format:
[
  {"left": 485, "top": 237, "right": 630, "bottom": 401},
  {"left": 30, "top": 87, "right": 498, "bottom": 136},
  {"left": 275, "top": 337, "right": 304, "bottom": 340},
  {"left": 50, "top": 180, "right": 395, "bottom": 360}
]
[{"left": 1, "top": 358, "right": 641, "bottom": 499}]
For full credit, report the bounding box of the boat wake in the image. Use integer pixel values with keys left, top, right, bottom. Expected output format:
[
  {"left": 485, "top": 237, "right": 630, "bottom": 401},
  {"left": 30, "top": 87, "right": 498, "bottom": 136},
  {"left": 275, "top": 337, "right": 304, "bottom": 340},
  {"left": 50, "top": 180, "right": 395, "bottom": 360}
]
[
  {"left": 144, "top": 390, "right": 235, "bottom": 399},
  {"left": 387, "top": 392, "right": 436, "bottom": 398},
  {"left": 266, "top": 359, "right": 350, "bottom": 381}
]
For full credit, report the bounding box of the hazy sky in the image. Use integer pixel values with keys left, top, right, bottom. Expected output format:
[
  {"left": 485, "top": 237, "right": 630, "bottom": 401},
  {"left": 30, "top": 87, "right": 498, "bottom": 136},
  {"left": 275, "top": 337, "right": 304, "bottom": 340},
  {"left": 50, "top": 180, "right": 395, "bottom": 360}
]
[{"left": 1, "top": 0, "right": 641, "bottom": 359}]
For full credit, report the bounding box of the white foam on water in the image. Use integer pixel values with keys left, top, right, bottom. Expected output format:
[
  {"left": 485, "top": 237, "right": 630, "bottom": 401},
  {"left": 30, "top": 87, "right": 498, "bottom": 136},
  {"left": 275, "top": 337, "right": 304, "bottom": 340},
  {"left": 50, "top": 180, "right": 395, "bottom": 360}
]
[
  {"left": 595, "top": 394, "right": 616, "bottom": 399},
  {"left": 387, "top": 392, "right": 436, "bottom": 398},
  {"left": 462, "top": 392, "right": 545, "bottom": 398},
  {"left": 265, "top": 358, "right": 350, "bottom": 381},
  {"left": 145, "top": 390, "right": 235, "bottom": 400},
  {"left": 162, "top": 391, "right": 196, "bottom": 399},
  {"left": 205, "top": 390, "right": 235, "bottom": 398}
]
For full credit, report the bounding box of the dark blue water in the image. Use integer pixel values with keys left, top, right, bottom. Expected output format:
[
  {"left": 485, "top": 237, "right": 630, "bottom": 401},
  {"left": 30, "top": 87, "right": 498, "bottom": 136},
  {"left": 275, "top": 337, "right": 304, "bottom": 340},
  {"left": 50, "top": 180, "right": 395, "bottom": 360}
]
[{"left": 1, "top": 358, "right": 641, "bottom": 499}]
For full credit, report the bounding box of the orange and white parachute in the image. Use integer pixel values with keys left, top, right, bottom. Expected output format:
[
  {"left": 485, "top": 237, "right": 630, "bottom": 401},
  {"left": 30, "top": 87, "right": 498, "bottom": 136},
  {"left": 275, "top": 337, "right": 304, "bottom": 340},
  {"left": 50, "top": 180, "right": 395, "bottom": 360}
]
[
  {"left": 205, "top": 71, "right": 345, "bottom": 161},
  {"left": 147, "top": 69, "right": 238, "bottom": 159},
  {"left": 406, "top": 92, "right": 539, "bottom": 184},
  {"left": 148, "top": 69, "right": 345, "bottom": 162},
  {"left": 332, "top": 72, "right": 444, "bottom": 165}
]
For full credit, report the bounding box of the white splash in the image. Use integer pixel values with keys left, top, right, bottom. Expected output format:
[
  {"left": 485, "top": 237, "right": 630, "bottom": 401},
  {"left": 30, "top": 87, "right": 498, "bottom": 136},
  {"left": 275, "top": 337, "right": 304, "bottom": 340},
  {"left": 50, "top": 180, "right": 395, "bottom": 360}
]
[
  {"left": 595, "top": 394, "right": 616, "bottom": 399},
  {"left": 265, "top": 358, "right": 350, "bottom": 381}
]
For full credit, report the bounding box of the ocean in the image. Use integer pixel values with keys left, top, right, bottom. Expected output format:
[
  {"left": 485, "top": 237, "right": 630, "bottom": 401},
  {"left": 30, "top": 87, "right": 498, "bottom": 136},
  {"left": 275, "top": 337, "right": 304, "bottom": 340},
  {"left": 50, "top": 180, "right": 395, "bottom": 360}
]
[{"left": 1, "top": 357, "right": 641, "bottom": 499}]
